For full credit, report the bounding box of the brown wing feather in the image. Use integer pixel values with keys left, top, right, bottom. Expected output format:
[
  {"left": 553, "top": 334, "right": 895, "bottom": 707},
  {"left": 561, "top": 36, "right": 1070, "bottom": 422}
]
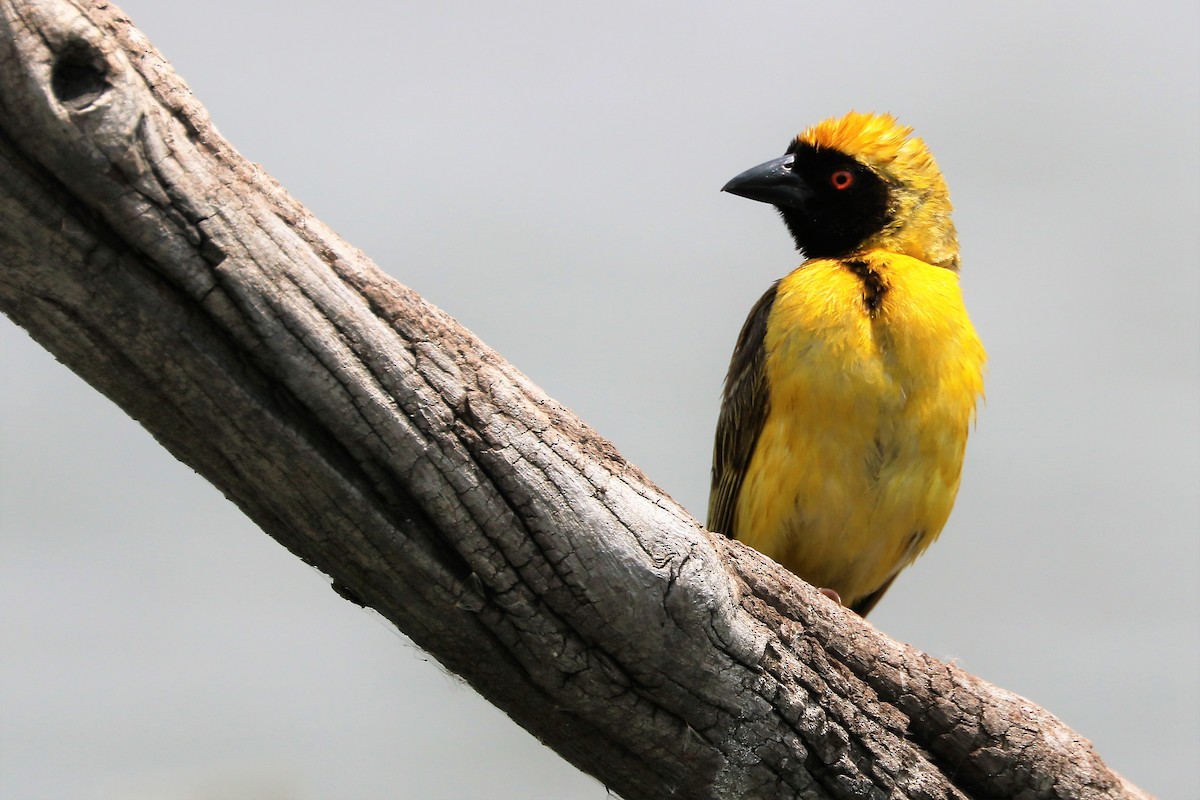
[
  {"left": 849, "top": 573, "right": 896, "bottom": 617},
  {"left": 707, "top": 281, "right": 779, "bottom": 535}
]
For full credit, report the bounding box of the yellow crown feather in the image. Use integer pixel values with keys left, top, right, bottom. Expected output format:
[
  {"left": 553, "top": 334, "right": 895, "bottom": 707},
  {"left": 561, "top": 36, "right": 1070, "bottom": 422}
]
[{"left": 799, "top": 111, "right": 958, "bottom": 270}]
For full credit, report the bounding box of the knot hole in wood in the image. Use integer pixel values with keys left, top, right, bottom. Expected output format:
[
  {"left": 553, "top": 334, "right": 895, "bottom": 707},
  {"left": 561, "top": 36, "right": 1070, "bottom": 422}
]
[{"left": 50, "top": 41, "right": 110, "bottom": 111}]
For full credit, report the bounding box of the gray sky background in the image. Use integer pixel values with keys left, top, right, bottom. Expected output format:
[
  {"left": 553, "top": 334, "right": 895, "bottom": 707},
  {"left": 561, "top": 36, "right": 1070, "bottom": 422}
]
[{"left": 2, "top": 1, "right": 1197, "bottom": 798}]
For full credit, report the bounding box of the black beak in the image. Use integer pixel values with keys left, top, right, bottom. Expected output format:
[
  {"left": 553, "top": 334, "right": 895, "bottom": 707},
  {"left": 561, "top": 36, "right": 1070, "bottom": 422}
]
[{"left": 722, "top": 154, "right": 812, "bottom": 209}]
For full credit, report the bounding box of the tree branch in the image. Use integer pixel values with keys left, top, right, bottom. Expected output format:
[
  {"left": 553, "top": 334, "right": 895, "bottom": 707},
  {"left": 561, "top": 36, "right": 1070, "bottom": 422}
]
[{"left": 0, "top": 2, "right": 1150, "bottom": 798}]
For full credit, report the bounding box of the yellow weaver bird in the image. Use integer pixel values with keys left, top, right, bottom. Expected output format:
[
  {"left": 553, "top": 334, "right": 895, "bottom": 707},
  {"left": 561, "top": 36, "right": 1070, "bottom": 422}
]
[{"left": 708, "top": 112, "right": 985, "bottom": 616}]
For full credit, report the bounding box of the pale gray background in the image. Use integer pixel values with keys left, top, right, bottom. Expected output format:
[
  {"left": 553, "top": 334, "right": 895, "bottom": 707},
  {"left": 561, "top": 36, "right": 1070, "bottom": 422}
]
[{"left": 2, "top": 1, "right": 1197, "bottom": 798}]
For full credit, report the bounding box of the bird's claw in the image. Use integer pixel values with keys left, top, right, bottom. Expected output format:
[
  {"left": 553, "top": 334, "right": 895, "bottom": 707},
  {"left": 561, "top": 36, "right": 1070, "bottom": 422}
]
[{"left": 818, "top": 587, "right": 843, "bottom": 606}]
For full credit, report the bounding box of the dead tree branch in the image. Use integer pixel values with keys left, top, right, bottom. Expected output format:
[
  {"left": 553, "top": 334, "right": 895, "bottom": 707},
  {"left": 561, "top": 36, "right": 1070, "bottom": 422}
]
[{"left": 0, "top": 2, "right": 1149, "bottom": 798}]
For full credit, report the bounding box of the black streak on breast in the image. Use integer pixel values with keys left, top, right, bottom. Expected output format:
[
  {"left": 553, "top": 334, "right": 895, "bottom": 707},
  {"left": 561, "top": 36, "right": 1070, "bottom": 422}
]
[{"left": 844, "top": 259, "right": 887, "bottom": 316}]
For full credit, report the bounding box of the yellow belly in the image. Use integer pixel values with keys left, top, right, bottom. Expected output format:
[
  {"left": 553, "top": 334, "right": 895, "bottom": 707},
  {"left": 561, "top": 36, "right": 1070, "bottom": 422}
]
[{"left": 734, "top": 253, "right": 985, "bottom": 607}]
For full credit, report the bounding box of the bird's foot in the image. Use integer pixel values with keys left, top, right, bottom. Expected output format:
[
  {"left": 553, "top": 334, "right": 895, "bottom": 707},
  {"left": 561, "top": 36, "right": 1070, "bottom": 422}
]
[{"left": 818, "top": 587, "right": 842, "bottom": 605}]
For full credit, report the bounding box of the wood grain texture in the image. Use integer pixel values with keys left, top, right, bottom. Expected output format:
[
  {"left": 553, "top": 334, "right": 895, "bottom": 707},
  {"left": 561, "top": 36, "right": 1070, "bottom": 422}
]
[{"left": 0, "top": 2, "right": 1150, "bottom": 798}]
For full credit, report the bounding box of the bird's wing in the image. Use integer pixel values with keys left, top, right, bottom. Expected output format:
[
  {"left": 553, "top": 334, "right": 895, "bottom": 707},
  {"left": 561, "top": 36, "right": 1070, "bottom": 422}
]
[
  {"left": 707, "top": 280, "right": 779, "bottom": 535},
  {"left": 849, "top": 573, "right": 896, "bottom": 617}
]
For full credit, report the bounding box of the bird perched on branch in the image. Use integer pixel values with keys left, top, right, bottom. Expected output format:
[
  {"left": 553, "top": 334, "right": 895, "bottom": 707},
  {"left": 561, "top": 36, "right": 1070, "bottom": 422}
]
[{"left": 708, "top": 112, "right": 985, "bottom": 616}]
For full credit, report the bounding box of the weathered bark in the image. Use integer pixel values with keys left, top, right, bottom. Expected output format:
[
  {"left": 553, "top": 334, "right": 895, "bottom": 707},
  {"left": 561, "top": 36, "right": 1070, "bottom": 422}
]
[{"left": 0, "top": 2, "right": 1150, "bottom": 798}]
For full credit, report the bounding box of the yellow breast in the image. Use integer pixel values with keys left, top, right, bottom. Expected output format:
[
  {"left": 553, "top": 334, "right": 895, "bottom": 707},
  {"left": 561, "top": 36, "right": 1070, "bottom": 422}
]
[{"left": 733, "top": 253, "right": 985, "bottom": 607}]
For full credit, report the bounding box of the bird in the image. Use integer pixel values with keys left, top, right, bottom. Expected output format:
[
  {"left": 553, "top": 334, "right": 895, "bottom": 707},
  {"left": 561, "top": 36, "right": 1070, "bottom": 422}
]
[{"left": 708, "top": 111, "right": 985, "bottom": 617}]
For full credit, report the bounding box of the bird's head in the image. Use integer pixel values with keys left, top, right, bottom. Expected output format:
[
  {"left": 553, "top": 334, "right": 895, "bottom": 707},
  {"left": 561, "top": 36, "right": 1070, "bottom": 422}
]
[{"left": 723, "top": 111, "right": 959, "bottom": 270}]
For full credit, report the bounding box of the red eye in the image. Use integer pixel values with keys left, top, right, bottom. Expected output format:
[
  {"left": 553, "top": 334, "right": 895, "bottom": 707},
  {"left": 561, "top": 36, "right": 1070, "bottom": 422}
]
[{"left": 830, "top": 169, "right": 854, "bottom": 190}]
